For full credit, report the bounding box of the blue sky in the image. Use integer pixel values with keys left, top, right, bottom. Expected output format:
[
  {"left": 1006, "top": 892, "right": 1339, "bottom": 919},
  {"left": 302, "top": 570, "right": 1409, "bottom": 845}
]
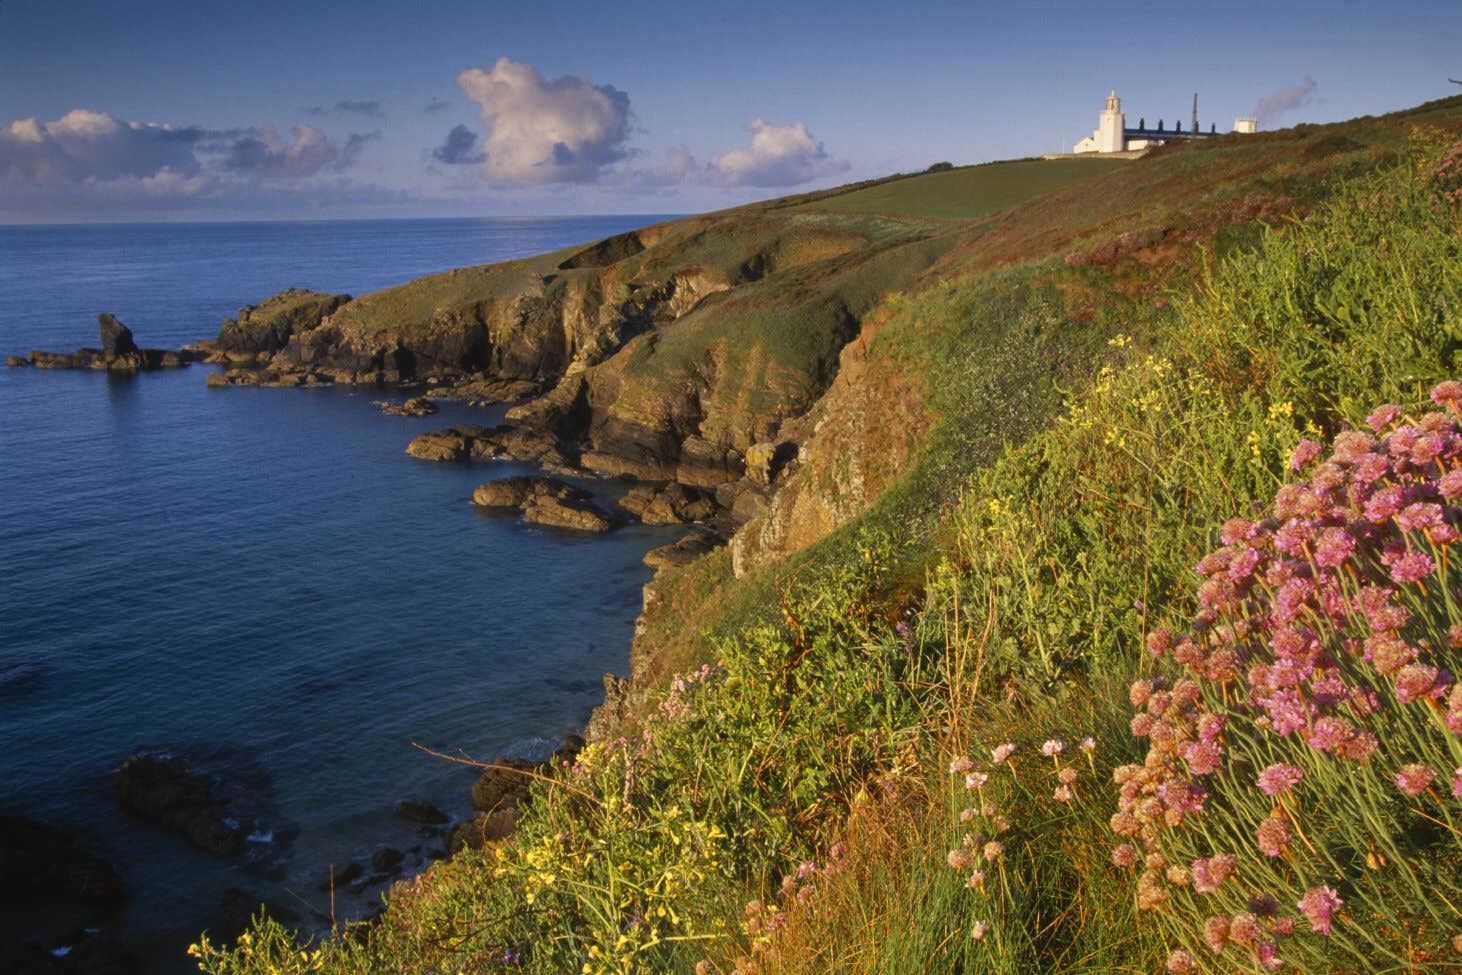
[{"left": 2, "top": 0, "right": 1459, "bottom": 222}]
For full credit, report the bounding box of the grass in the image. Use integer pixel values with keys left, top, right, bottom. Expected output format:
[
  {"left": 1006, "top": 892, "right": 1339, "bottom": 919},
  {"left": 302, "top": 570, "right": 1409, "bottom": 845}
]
[
  {"left": 193, "top": 110, "right": 1462, "bottom": 975},
  {"left": 797, "top": 157, "right": 1130, "bottom": 220}
]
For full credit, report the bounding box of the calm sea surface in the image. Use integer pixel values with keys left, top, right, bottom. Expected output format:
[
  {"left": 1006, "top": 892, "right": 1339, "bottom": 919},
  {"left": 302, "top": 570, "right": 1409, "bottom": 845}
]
[{"left": 0, "top": 217, "right": 680, "bottom": 968}]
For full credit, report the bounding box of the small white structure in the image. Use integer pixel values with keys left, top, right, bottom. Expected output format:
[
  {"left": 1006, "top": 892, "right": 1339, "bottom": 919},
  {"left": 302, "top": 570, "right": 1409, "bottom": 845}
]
[{"left": 1074, "top": 91, "right": 1257, "bottom": 154}]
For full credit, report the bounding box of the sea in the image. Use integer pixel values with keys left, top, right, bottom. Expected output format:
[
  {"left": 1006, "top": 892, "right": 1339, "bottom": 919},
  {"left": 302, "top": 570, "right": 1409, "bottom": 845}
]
[{"left": 0, "top": 216, "right": 681, "bottom": 969}]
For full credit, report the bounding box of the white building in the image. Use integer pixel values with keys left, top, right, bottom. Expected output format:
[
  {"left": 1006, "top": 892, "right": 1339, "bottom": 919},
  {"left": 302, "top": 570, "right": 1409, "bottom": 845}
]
[{"left": 1074, "top": 91, "right": 1257, "bottom": 154}]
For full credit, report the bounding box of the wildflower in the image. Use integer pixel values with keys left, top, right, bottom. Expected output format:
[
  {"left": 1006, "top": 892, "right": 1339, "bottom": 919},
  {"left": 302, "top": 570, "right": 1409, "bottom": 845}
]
[
  {"left": 1079, "top": 735, "right": 1096, "bottom": 752},
  {"left": 1203, "top": 915, "right": 1230, "bottom": 954},
  {"left": 1256, "top": 817, "right": 1292, "bottom": 857},
  {"left": 1290, "top": 439, "right": 1322, "bottom": 469},
  {"left": 1256, "top": 764, "right": 1303, "bottom": 797},
  {"left": 947, "top": 848, "right": 975, "bottom": 871},
  {"left": 970, "top": 921, "right": 988, "bottom": 941},
  {"left": 1053, "top": 785, "right": 1073, "bottom": 802},
  {"left": 1147, "top": 629, "right": 1174, "bottom": 656},
  {"left": 1248, "top": 893, "right": 1280, "bottom": 916},
  {"left": 1313, "top": 527, "right": 1355, "bottom": 568},
  {"left": 1111, "top": 844, "right": 1139, "bottom": 867},
  {"left": 1136, "top": 869, "right": 1168, "bottom": 909},
  {"left": 1166, "top": 949, "right": 1197, "bottom": 973},
  {"left": 1386, "top": 549, "right": 1436, "bottom": 584},
  {"left": 1453, "top": 767, "right": 1462, "bottom": 798},
  {"left": 1431, "top": 379, "right": 1462, "bottom": 410},
  {"left": 1255, "top": 941, "right": 1285, "bottom": 971},
  {"left": 1393, "top": 663, "right": 1440, "bottom": 703},
  {"left": 796, "top": 860, "right": 817, "bottom": 880},
  {"left": 990, "top": 742, "right": 1016, "bottom": 764},
  {"left": 964, "top": 771, "right": 989, "bottom": 790},
  {"left": 966, "top": 870, "right": 985, "bottom": 890},
  {"left": 981, "top": 801, "right": 996, "bottom": 817},
  {"left": 1367, "top": 403, "right": 1404, "bottom": 431},
  {"left": 991, "top": 814, "right": 1012, "bottom": 833},
  {"left": 1041, "top": 739, "right": 1065, "bottom": 758},
  {"left": 1057, "top": 766, "right": 1079, "bottom": 785},
  {"left": 1393, "top": 762, "right": 1436, "bottom": 797},
  {"left": 949, "top": 755, "right": 974, "bottom": 775},
  {"left": 1297, "top": 885, "right": 1343, "bottom": 935},
  {"left": 959, "top": 807, "right": 975, "bottom": 823},
  {"left": 1191, "top": 854, "right": 1236, "bottom": 894},
  {"left": 1230, "top": 911, "right": 1264, "bottom": 945},
  {"left": 1273, "top": 916, "right": 1296, "bottom": 938},
  {"left": 1183, "top": 739, "right": 1223, "bottom": 775}
]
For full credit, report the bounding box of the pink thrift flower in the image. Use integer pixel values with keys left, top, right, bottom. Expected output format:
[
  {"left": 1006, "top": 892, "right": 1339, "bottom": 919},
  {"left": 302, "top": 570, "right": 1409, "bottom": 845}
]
[
  {"left": 1393, "top": 663, "right": 1440, "bottom": 704},
  {"left": 1110, "top": 844, "right": 1139, "bottom": 868},
  {"left": 1040, "top": 738, "right": 1065, "bottom": 758},
  {"left": 1394, "top": 762, "right": 1436, "bottom": 797},
  {"left": 1053, "top": 784, "right": 1073, "bottom": 802},
  {"left": 1166, "top": 949, "right": 1196, "bottom": 973},
  {"left": 1366, "top": 403, "right": 1404, "bottom": 431},
  {"left": 1203, "top": 915, "right": 1229, "bottom": 954},
  {"left": 948, "top": 755, "right": 973, "bottom": 775},
  {"left": 1331, "top": 430, "right": 1375, "bottom": 465},
  {"left": 970, "top": 920, "right": 988, "bottom": 941},
  {"left": 1256, "top": 764, "right": 1303, "bottom": 796},
  {"left": 1452, "top": 767, "right": 1462, "bottom": 798},
  {"left": 1191, "top": 854, "right": 1236, "bottom": 894},
  {"left": 1255, "top": 941, "right": 1285, "bottom": 971},
  {"left": 1230, "top": 911, "right": 1263, "bottom": 945},
  {"left": 1183, "top": 739, "right": 1223, "bottom": 775},
  {"left": 1430, "top": 379, "right": 1462, "bottom": 410},
  {"left": 990, "top": 742, "right": 1016, "bottom": 764},
  {"left": 964, "top": 771, "right": 989, "bottom": 790},
  {"left": 1387, "top": 549, "right": 1435, "bottom": 584},
  {"left": 1297, "top": 885, "right": 1343, "bottom": 936},
  {"left": 1289, "top": 439, "right": 1322, "bottom": 469},
  {"left": 1439, "top": 467, "right": 1462, "bottom": 500},
  {"left": 1312, "top": 527, "right": 1355, "bottom": 568},
  {"left": 1394, "top": 501, "right": 1444, "bottom": 532},
  {"left": 1256, "top": 817, "right": 1292, "bottom": 857}
]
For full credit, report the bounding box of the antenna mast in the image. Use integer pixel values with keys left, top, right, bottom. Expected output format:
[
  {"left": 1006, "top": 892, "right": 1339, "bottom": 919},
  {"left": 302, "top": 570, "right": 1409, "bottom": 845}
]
[{"left": 1192, "top": 93, "right": 1198, "bottom": 133}]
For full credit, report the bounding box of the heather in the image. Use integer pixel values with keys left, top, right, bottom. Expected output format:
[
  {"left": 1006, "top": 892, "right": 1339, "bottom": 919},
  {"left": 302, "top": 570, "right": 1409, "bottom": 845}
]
[{"left": 196, "top": 127, "right": 1462, "bottom": 973}]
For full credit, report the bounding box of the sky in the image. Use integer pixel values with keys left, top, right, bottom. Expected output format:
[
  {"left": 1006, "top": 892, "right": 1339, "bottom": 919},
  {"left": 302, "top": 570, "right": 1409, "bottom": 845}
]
[{"left": 1, "top": 0, "right": 1459, "bottom": 222}]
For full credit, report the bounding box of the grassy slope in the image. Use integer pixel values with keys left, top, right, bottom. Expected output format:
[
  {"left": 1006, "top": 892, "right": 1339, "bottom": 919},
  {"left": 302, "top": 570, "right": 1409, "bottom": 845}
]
[{"left": 196, "top": 98, "right": 1462, "bottom": 975}]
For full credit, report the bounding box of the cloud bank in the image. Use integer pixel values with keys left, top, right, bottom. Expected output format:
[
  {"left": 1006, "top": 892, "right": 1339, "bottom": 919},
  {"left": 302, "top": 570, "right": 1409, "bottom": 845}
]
[
  {"left": 306, "top": 100, "right": 385, "bottom": 119},
  {"left": 452, "top": 57, "right": 633, "bottom": 183}
]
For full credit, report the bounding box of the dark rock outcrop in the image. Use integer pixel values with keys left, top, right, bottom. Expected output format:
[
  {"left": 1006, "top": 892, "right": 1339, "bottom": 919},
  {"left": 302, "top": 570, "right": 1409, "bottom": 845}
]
[
  {"left": 113, "top": 754, "right": 247, "bottom": 855},
  {"left": 618, "top": 482, "right": 717, "bottom": 525},
  {"left": 214, "top": 888, "right": 301, "bottom": 944},
  {"left": 643, "top": 527, "right": 727, "bottom": 571},
  {"left": 471, "top": 476, "right": 615, "bottom": 533},
  {"left": 375, "top": 397, "right": 438, "bottom": 417},
  {"left": 395, "top": 800, "right": 449, "bottom": 826},
  {"left": 12, "top": 315, "right": 196, "bottom": 372},
  {"left": 215, "top": 289, "right": 351, "bottom": 357},
  {"left": 0, "top": 814, "right": 127, "bottom": 906}
]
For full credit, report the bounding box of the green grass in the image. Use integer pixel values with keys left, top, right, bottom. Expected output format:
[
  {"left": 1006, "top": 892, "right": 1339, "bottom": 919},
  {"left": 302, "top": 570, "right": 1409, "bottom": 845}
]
[{"left": 797, "top": 157, "right": 1130, "bottom": 220}]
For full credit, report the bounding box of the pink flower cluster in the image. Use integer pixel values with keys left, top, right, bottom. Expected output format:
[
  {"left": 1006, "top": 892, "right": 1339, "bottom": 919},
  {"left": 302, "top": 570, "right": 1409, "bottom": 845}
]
[{"left": 1112, "top": 383, "right": 1462, "bottom": 966}]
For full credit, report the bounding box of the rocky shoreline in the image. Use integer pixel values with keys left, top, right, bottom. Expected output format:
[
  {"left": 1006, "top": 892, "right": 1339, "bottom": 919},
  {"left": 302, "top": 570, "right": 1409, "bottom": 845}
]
[{"left": 4, "top": 255, "right": 825, "bottom": 960}]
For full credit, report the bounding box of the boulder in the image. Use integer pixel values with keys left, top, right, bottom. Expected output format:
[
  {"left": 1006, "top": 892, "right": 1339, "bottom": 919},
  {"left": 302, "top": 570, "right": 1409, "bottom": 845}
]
[
  {"left": 470, "top": 757, "right": 538, "bottom": 813},
  {"left": 370, "top": 848, "right": 404, "bottom": 873},
  {"left": 0, "top": 814, "right": 127, "bottom": 906},
  {"left": 97, "top": 315, "right": 137, "bottom": 357},
  {"left": 314, "top": 861, "right": 363, "bottom": 892},
  {"left": 619, "top": 482, "right": 717, "bottom": 525},
  {"left": 375, "top": 397, "right": 438, "bottom": 417},
  {"left": 5, "top": 355, "right": 28, "bottom": 367},
  {"left": 394, "top": 799, "right": 449, "bottom": 826},
  {"left": 114, "top": 754, "right": 246, "bottom": 856},
  {"left": 643, "top": 528, "right": 726, "bottom": 571},
  {"left": 471, "top": 478, "right": 538, "bottom": 508},
  {"left": 524, "top": 494, "right": 613, "bottom": 533},
  {"left": 406, "top": 429, "right": 472, "bottom": 462}
]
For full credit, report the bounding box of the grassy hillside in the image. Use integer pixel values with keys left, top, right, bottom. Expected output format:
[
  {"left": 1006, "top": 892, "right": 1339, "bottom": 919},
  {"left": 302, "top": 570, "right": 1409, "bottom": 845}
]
[{"left": 196, "top": 99, "right": 1462, "bottom": 974}]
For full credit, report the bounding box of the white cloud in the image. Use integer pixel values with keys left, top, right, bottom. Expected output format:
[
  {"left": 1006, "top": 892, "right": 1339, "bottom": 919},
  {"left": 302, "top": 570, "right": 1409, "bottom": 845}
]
[
  {"left": 222, "top": 123, "right": 343, "bottom": 179},
  {"left": 1254, "top": 77, "right": 1318, "bottom": 126},
  {"left": 0, "top": 109, "right": 204, "bottom": 186},
  {"left": 455, "top": 57, "right": 632, "bottom": 184},
  {"left": 707, "top": 118, "right": 847, "bottom": 187}
]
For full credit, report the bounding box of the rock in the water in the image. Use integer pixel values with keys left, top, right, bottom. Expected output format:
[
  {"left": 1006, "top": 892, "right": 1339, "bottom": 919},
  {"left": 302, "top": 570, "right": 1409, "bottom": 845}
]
[
  {"left": 550, "top": 734, "right": 587, "bottom": 768},
  {"left": 375, "top": 397, "right": 438, "bottom": 417},
  {"left": 114, "top": 754, "right": 246, "bottom": 855},
  {"left": 97, "top": 314, "right": 138, "bottom": 357},
  {"left": 471, "top": 477, "right": 538, "bottom": 508},
  {"left": 395, "top": 799, "right": 449, "bottom": 826},
  {"left": 406, "top": 429, "right": 472, "bottom": 462},
  {"left": 524, "top": 494, "right": 613, "bottom": 533},
  {"left": 470, "top": 757, "right": 538, "bottom": 814},
  {"left": 370, "top": 848, "right": 405, "bottom": 873},
  {"left": 314, "top": 861, "right": 364, "bottom": 892},
  {"left": 0, "top": 814, "right": 127, "bottom": 906},
  {"left": 619, "top": 482, "right": 717, "bottom": 525},
  {"left": 5, "top": 355, "right": 29, "bottom": 367}
]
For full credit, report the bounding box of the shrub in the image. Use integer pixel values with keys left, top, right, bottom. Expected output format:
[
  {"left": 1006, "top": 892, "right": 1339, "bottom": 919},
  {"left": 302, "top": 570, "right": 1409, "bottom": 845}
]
[{"left": 1113, "top": 384, "right": 1462, "bottom": 972}]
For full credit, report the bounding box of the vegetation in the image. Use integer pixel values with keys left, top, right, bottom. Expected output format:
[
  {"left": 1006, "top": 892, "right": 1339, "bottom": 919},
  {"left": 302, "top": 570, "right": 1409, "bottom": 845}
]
[{"left": 195, "top": 103, "right": 1462, "bottom": 973}]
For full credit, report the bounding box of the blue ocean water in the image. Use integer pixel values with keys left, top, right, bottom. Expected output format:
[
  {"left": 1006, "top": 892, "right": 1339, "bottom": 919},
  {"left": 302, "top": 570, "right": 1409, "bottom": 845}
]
[{"left": 0, "top": 217, "right": 679, "bottom": 968}]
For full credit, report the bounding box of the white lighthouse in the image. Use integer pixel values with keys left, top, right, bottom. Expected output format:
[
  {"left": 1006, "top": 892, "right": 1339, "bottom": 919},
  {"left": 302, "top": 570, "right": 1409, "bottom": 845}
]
[{"left": 1097, "top": 90, "right": 1125, "bottom": 153}]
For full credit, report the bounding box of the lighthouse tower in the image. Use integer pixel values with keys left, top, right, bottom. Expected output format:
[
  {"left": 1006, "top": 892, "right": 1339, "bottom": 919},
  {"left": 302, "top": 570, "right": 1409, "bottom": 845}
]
[{"left": 1097, "top": 90, "right": 1125, "bottom": 153}]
